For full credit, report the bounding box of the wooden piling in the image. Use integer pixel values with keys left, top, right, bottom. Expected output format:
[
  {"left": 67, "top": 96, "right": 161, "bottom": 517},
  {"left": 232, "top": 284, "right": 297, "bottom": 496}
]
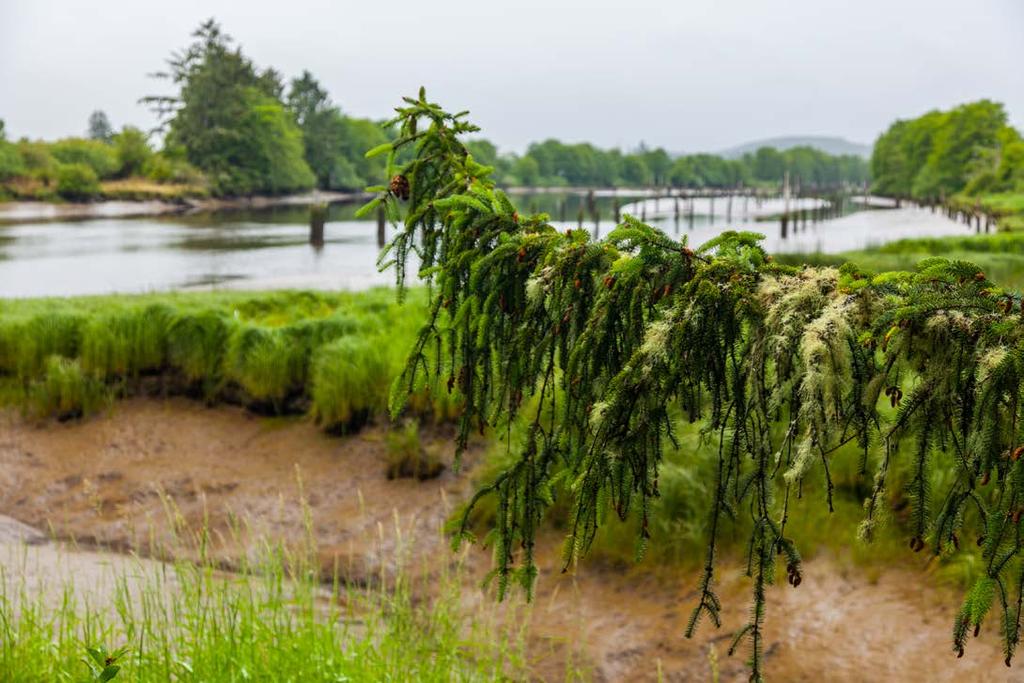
[
  {"left": 376, "top": 204, "right": 386, "bottom": 248},
  {"left": 310, "top": 202, "right": 327, "bottom": 248}
]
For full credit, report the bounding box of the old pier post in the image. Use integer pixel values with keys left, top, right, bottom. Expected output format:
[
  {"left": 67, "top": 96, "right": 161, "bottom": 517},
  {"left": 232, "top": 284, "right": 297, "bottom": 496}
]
[
  {"left": 310, "top": 202, "right": 327, "bottom": 248},
  {"left": 376, "top": 204, "right": 386, "bottom": 248}
]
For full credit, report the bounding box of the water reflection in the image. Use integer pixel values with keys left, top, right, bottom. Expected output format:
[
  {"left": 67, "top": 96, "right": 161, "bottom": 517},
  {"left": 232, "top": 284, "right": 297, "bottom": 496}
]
[{"left": 0, "top": 196, "right": 973, "bottom": 298}]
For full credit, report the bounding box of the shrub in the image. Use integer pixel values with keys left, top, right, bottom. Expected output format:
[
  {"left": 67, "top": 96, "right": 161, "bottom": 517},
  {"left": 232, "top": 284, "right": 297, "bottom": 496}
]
[
  {"left": 56, "top": 163, "right": 101, "bottom": 200},
  {"left": 0, "top": 140, "right": 25, "bottom": 180},
  {"left": 50, "top": 138, "right": 119, "bottom": 178},
  {"left": 111, "top": 126, "right": 152, "bottom": 177},
  {"left": 142, "top": 153, "right": 205, "bottom": 186}
]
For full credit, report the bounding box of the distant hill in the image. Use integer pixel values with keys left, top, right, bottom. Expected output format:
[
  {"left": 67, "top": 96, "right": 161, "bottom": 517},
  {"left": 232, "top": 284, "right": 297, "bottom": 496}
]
[{"left": 717, "top": 136, "right": 872, "bottom": 159}]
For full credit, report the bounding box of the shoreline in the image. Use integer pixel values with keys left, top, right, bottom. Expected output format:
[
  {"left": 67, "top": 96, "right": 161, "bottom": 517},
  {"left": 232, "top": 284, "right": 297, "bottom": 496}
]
[{"left": 0, "top": 190, "right": 372, "bottom": 225}]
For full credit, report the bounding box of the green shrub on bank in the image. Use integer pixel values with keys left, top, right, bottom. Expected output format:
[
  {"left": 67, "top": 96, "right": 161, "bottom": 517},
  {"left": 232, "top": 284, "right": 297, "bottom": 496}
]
[
  {"left": 55, "top": 163, "right": 101, "bottom": 200},
  {"left": 50, "top": 138, "right": 120, "bottom": 179},
  {"left": 0, "top": 140, "right": 25, "bottom": 180}
]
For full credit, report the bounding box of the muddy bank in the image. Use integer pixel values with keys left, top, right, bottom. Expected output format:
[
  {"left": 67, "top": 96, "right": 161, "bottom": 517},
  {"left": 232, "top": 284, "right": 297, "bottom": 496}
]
[
  {"left": 0, "top": 191, "right": 370, "bottom": 225},
  {"left": 0, "top": 399, "right": 1015, "bottom": 681}
]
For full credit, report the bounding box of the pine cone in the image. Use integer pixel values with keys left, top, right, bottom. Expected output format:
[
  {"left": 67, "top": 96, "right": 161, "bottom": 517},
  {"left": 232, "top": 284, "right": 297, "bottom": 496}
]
[{"left": 389, "top": 174, "right": 411, "bottom": 201}]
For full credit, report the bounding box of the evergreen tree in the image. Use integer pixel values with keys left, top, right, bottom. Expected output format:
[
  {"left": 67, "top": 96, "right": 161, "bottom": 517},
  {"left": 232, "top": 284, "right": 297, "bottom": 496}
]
[
  {"left": 143, "top": 19, "right": 314, "bottom": 195},
  {"left": 366, "top": 90, "right": 1024, "bottom": 680},
  {"left": 87, "top": 110, "right": 113, "bottom": 142}
]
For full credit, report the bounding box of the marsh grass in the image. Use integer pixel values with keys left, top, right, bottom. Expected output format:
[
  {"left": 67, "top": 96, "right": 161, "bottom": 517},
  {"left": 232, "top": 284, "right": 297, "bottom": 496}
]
[
  {"left": 776, "top": 231, "right": 1024, "bottom": 291},
  {"left": 27, "top": 356, "right": 111, "bottom": 420},
  {"left": 0, "top": 523, "right": 529, "bottom": 682},
  {"left": 0, "top": 289, "right": 457, "bottom": 428},
  {"left": 386, "top": 419, "right": 444, "bottom": 480}
]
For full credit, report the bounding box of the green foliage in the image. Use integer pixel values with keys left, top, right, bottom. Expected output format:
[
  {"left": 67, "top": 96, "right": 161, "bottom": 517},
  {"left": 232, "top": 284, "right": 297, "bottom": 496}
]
[
  {"left": 371, "top": 90, "right": 1024, "bottom": 680},
  {"left": 50, "top": 138, "right": 120, "bottom": 179},
  {"left": 27, "top": 355, "right": 110, "bottom": 420},
  {"left": 146, "top": 20, "right": 314, "bottom": 196},
  {"left": 141, "top": 149, "right": 205, "bottom": 185},
  {"left": 284, "top": 70, "right": 391, "bottom": 191},
  {"left": 0, "top": 526, "right": 527, "bottom": 681},
  {"left": 0, "top": 139, "right": 25, "bottom": 181},
  {"left": 55, "top": 162, "right": 101, "bottom": 199},
  {"left": 872, "top": 100, "right": 1021, "bottom": 200},
  {"left": 0, "top": 290, "right": 427, "bottom": 431},
  {"left": 457, "top": 135, "right": 865, "bottom": 189},
  {"left": 111, "top": 126, "right": 152, "bottom": 177},
  {"left": 15, "top": 141, "right": 58, "bottom": 183},
  {"left": 310, "top": 335, "right": 390, "bottom": 432}
]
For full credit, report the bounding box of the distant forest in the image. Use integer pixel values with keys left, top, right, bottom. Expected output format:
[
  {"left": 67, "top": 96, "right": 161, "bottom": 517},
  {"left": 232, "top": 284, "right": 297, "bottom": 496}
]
[{"left": 0, "top": 19, "right": 873, "bottom": 200}]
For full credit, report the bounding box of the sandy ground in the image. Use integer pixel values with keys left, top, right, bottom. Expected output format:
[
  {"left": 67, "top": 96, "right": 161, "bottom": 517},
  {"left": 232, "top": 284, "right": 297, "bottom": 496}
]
[{"left": 0, "top": 399, "right": 1019, "bottom": 682}]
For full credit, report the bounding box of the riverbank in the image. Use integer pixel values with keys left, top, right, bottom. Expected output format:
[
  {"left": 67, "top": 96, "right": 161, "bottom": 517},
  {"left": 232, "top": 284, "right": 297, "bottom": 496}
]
[
  {"left": 0, "top": 398, "right": 1011, "bottom": 681},
  {"left": 0, "top": 190, "right": 371, "bottom": 225}
]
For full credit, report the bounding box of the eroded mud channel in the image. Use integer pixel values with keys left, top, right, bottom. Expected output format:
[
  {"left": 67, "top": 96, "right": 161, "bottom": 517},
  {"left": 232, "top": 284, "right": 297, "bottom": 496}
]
[{"left": 0, "top": 399, "right": 1014, "bottom": 681}]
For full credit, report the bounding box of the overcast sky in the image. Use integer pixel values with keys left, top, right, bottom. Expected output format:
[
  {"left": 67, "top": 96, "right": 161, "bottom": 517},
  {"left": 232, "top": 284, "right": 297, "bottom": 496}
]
[{"left": 2, "top": 0, "right": 1022, "bottom": 154}]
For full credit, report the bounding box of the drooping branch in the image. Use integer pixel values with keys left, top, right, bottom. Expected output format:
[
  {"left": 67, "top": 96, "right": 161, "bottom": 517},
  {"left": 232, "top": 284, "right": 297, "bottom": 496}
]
[{"left": 367, "top": 90, "right": 1024, "bottom": 679}]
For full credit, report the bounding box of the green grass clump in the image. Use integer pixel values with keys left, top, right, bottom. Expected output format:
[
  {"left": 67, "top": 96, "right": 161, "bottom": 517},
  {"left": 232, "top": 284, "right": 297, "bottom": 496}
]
[
  {"left": 79, "top": 304, "right": 174, "bottom": 379},
  {"left": 0, "top": 289, "right": 431, "bottom": 429},
  {"left": 165, "top": 309, "right": 235, "bottom": 392},
  {"left": 310, "top": 335, "right": 391, "bottom": 432},
  {"left": 225, "top": 325, "right": 304, "bottom": 407},
  {"left": 3, "top": 311, "right": 85, "bottom": 379},
  {"left": 27, "top": 355, "right": 110, "bottom": 420},
  {"left": 0, "top": 538, "right": 528, "bottom": 681},
  {"left": 386, "top": 420, "right": 444, "bottom": 480}
]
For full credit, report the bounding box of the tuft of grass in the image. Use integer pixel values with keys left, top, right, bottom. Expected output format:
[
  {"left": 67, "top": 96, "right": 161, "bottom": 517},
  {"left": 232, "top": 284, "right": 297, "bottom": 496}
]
[
  {"left": 225, "top": 325, "right": 302, "bottom": 407},
  {"left": 0, "top": 529, "right": 529, "bottom": 681},
  {"left": 165, "top": 309, "right": 235, "bottom": 397},
  {"left": 310, "top": 335, "right": 391, "bottom": 433},
  {"left": 27, "top": 355, "right": 110, "bottom": 420},
  {"left": 79, "top": 304, "right": 173, "bottom": 380},
  {"left": 386, "top": 419, "right": 444, "bottom": 480}
]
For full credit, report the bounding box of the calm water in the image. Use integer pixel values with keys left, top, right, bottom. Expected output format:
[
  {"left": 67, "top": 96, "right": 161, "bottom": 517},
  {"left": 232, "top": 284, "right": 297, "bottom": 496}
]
[{"left": 0, "top": 196, "right": 973, "bottom": 298}]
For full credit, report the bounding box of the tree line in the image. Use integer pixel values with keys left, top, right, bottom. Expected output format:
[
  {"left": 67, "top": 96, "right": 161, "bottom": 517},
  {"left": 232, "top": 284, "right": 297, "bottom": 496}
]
[
  {"left": 467, "top": 138, "right": 868, "bottom": 190},
  {"left": 1, "top": 19, "right": 867, "bottom": 201},
  {"left": 871, "top": 99, "right": 1024, "bottom": 201}
]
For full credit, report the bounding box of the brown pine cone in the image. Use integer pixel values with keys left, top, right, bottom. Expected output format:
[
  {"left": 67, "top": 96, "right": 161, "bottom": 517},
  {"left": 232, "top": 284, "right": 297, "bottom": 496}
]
[{"left": 389, "top": 174, "right": 411, "bottom": 200}]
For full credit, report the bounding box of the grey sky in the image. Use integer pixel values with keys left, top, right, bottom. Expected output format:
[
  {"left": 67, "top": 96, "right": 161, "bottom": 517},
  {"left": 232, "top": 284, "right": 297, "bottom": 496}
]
[{"left": 2, "top": 0, "right": 1022, "bottom": 154}]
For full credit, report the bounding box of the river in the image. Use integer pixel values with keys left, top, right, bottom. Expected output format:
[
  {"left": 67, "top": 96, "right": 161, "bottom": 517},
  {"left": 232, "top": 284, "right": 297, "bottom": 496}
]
[{"left": 0, "top": 195, "right": 973, "bottom": 298}]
